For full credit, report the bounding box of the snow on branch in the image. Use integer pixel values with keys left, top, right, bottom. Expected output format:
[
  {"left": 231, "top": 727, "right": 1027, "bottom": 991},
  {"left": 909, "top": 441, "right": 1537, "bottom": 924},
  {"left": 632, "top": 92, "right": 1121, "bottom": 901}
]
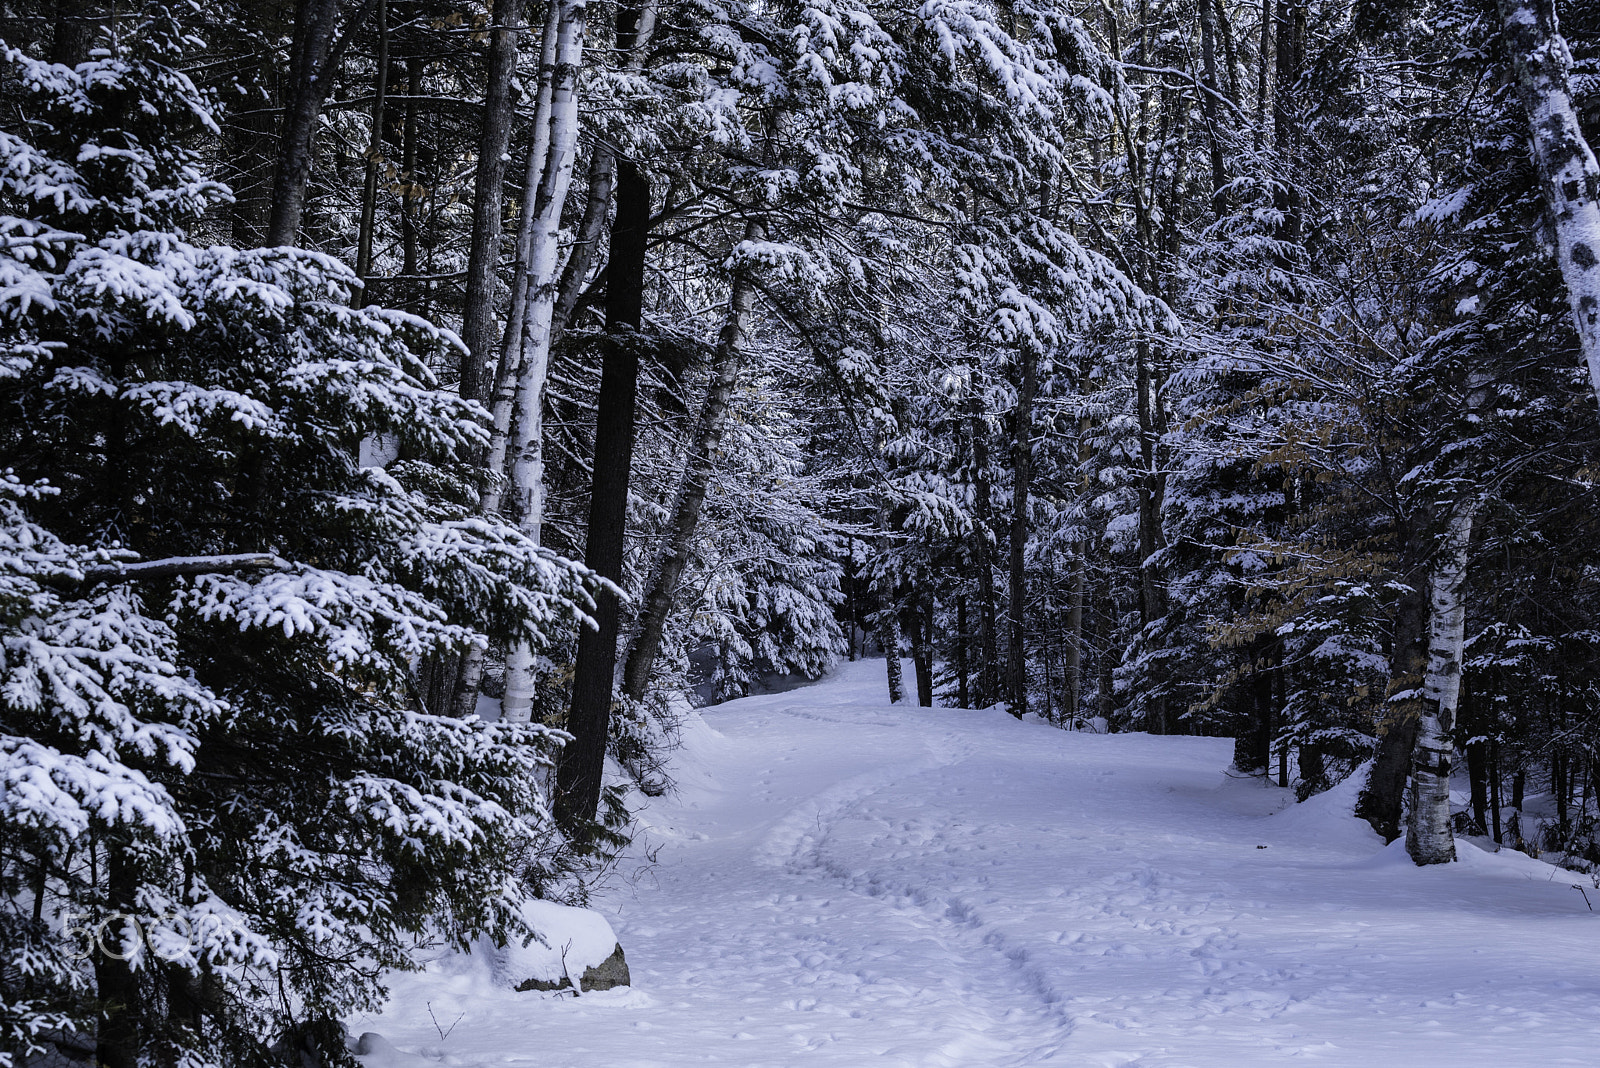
[{"left": 56, "top": 553, "right": 288, "bottom": 588}]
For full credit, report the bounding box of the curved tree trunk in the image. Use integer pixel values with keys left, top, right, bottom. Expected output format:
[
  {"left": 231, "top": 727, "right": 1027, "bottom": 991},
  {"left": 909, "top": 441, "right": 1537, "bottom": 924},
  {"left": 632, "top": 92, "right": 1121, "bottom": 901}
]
[
  {"left": 1496, "top": 0, "right": 1600, "bottom": 412},
  {"left": 618, "top": 217, "right": 765, "bottom": 704}
]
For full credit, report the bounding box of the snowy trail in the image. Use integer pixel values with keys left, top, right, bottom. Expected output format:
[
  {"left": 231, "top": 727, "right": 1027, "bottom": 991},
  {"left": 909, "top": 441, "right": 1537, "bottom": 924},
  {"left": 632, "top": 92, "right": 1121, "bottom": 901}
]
[{"left": 358, "top": 661, "right": 1600, "bottom": 1067}]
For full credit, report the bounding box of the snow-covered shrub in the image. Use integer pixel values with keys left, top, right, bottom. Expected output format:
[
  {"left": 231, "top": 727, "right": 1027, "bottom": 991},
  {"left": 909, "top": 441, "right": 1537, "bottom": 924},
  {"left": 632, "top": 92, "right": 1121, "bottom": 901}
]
[{"left": 0, "top": 15, "right": 597, "bottom": 1068}]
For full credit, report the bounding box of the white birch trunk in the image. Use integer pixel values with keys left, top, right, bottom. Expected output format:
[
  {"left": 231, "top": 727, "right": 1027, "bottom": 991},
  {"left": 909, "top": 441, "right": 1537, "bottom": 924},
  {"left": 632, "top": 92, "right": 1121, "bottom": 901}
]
[
  {"left": 1496, "top": 0, "right": 1600, "bottom": 412},
  {"left": 445, "top": 0, "right": 573, "bottom": 720},
  {"left": 479, "top": 0, "right": 563, "bottom": 520},
  {"left": 501, "top": 0, "right": 589, "bottom": 724},
  {"left": 1405, "top": 502, "right": 1477, "bottom": 866}
]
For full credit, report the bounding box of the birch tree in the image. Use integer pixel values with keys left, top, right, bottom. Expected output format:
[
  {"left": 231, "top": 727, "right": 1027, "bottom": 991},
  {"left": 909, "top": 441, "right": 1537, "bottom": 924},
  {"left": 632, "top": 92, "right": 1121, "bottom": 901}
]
[
  {"left": 1405, "top": 501, "right": 1478, "bottom": 865},
  {"left": 499, "top": 0, "right": 590, "bottom": 724},
  {"left": 1496, "top": 0, "right": 1600, "bottom": 413}
]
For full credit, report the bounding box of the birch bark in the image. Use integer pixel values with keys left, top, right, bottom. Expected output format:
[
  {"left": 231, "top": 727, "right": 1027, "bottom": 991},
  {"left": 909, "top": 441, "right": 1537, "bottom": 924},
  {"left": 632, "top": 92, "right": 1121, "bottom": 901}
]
[
  {"left": 1405, "top": 502, "right": 1477, "bottom": 865},
  {"left": 1496, "top": 0, "right": 1600, "bottom": 412},
  {"left": 498, "top": 0, "right": 589, "bottom": 724},
  {"left": 446, "top": 0, "right": 567, "bottom": 720}
]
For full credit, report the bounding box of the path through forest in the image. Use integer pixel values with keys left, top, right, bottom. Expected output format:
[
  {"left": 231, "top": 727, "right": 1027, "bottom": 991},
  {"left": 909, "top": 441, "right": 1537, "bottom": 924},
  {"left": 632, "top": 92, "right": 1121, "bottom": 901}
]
[{"left": 358, "top": 661, "right": 1600, "bottom": 1066}]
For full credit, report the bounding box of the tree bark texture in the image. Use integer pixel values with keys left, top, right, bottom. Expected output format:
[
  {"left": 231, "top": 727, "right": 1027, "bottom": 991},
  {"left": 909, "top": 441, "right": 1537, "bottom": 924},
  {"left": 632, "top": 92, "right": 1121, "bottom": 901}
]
[
  {"left": 498, "top": 0, "right": 590, "bottom": 724},
  {"left": 1135, "top": 338, "right": 1166, "bottom": 628},
  {"left": 445, "top": 0, "right": 567, "bottom": 721},
  {"left": 1357, "top": 572, "right": 1428, "bottom": 841},
  {"left": 94, "top": 851, "right": 139, "bottom": 1068},
  {"left": 458, "top": 0, "right": 529, "bottom": 403},
  {"left": 1198, "top": 0, "right": 1228, "bottom": 217},
  {"left": 265, "top": 0, "right": 373, "bottom": 247},
  {"left": 909, "top": 597, "right": 934, "bottom": 707},
  {"left": 557, "top": 158, "right": 652, "bottom": 830},
  {"left": 355, "top": 0, "right": 389, "bottom": 281},
  {"left": 1064, "top": 553, "right": 1084, "bottom": 723},
  {"left": 956, "top": 594, "right": 970, "bottom": 708},
  {"left": 881, "top": 583, "right": 905, "bottom": 704},
  {"left": 477, "top": 0, "right": 564, "bottom": 522},
  {"left": 1406, "top": 503, "right": 1477, "bottom": 865},
  {"left": 968, "top": 407, "right": 1001, "bottom": 707},
  {"left": 1496, "top": 0, "right": 1600, "bottom": 412}
]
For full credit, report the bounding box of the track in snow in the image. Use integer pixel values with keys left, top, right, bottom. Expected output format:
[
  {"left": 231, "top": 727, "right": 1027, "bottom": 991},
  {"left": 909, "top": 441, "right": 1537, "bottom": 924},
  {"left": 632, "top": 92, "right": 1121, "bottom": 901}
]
[{"left": 356, "top": 660, "right": 1600, "bottom": 1067}]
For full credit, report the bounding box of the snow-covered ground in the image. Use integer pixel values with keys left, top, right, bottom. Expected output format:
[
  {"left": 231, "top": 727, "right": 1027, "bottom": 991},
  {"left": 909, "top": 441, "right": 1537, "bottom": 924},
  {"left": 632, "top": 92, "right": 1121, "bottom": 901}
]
[{"left": 353, "top": 660, "right": 1600, "bottom": 1066}]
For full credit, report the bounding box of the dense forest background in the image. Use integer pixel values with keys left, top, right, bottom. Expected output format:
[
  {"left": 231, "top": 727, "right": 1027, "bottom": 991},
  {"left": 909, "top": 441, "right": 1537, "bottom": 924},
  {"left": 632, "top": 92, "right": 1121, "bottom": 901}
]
[{"left": 2, "top": 0, "right": 1599, "bottom": 1065}]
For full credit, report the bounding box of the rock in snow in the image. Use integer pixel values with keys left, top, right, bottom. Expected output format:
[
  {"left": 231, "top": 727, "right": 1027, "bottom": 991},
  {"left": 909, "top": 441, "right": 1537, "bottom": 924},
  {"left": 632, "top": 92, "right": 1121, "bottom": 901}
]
[{"left": 495, "top": 900, "right": 630, "bottom": 993}]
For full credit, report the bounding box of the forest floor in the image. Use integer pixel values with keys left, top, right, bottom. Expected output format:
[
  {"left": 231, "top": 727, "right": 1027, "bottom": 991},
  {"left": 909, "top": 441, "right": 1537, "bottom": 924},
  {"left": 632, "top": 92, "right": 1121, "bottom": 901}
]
[{"left": 353, "top": 660, "right": 1600, "bottom": 1067}]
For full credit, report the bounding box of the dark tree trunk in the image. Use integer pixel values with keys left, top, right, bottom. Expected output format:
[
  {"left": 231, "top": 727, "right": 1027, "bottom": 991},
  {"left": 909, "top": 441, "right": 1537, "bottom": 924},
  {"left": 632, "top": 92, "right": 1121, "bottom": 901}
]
[
  {"left": 1490, "top": 739, "right": 1503, "bottom": 843},
  {"left": 1299, "top": 742, "right": 1324, "bottom": 795},
  {"left": 1134, "top": 338, "right": 1166, "bottom": 629},
  {"left": 458, "top": 0, "right": 529, "bottom": 403},
  {"left": 1271, "top": 1, "right": 1306, "bottom": 247},
  {"left": 620, "top": 218, "right": 763, "bottom": 703},
  {"left": 227, "top": 59, "right": 280, "bottom": 247},
  {"left": 1198, "top": 0, "right": 1228, "bottom": 216},
  {"left": 1466, "top": 737, "right": 1489, "bottom": 836},
  {"left": 1212, "top": 0, "right": 1241, "bottom": 105},
  {"left": 1006, "top": 350, "right": 1036, "bottom": 718},
  {"left": 1357, "top": 578, "right": 1428, "bottom": 841},
  {"left": 399, "top": 56, "right": 422, "bottom": 278},
  {"left": 355, "top": 0, "right": 389, "bottom": 280},
  {"left": 1554, "top": 747, "right": 1570, "bottom": 838},
  {"left": 882, "top": 609, "right": 905, "bottom": 703},
  {"left": 557, "top": 159, "right": 651, "bottom": 832},
  {"left": 1255, "top": 0, "right": 1273, "bottom": 151},
  {"left": 265, "top": 0, "right": 373, "bottom": 247},
  {"left": 956, "top": 594, "right": 970, "bottom": 708},
  {"left": 845, "top": 543, "right": 859, "bottom": 661},
  {"left": 1236, "top": 648, "right": 1275, "bottom": 774},
  {"left": 969, "top": 408, "right": 1001, "bottom": 707},
  {"left": 909, "top": 597, "right": 934, "bottom": 707},
  {"left": 49, "top": 0, "right": 94, "bottom": 63},
  {"left": 95, "top": 851, "right": 139, "bottom": 1068},
  {"left": 551, "top": 150, "right": 616, "bottom": 346},
  {"left": 1064, "top": 556, "right": 1084, "bottom": 724}
]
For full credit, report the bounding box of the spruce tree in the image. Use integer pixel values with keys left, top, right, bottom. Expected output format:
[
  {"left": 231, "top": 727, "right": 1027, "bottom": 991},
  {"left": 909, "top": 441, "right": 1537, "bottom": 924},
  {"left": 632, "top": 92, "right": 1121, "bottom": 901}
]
[{"left": 0, "top": 13, "right": 598, "bottom": 1067}]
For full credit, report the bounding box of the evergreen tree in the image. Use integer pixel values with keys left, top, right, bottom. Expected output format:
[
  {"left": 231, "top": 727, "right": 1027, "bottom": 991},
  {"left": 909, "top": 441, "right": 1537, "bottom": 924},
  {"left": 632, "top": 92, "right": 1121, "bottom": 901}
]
[{"left": 0, "top": 14, "right": 599, "bottom": 1067}]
